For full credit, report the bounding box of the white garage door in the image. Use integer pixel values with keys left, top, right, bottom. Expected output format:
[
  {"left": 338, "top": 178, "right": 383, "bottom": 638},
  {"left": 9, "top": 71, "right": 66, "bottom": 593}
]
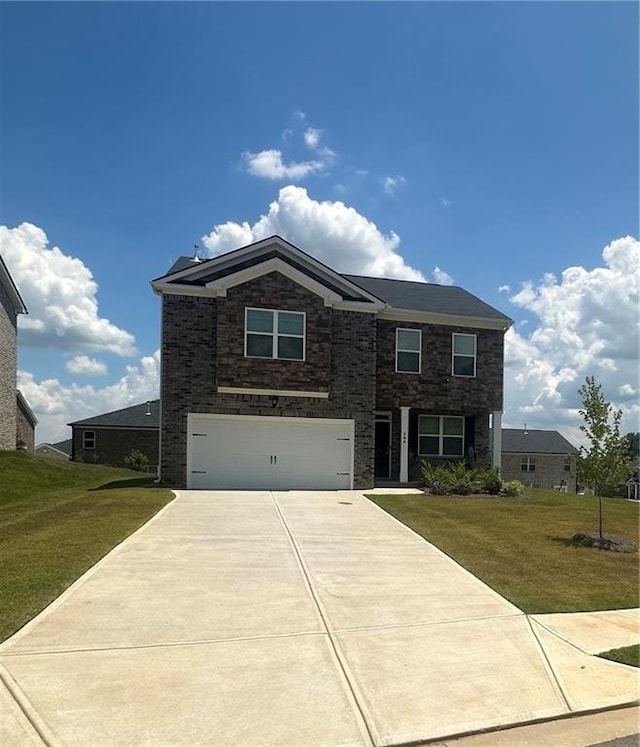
[{"left": 187, "top": 414, "right": 354, "bottom": 490}]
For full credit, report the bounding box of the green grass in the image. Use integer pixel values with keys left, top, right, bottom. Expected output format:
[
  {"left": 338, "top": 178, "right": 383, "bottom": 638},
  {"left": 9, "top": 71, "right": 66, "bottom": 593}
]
[
  {"left": 0, "top": 452, "right": 173, "bottom": 642},
  {"left": 368, "top": 489, "right": 639, "bottom": 613},
  {"left": 598, "top": 644, "right": 640, "bottom": 668}
]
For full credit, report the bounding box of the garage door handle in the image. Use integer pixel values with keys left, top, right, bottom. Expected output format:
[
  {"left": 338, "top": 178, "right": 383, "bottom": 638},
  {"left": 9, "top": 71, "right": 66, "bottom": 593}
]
[
  {"left": 274, "top": 455, "right": 277, "bottom": 465},
  {"left": 192, "top": 470, "right": 207, "bottom": 474}
]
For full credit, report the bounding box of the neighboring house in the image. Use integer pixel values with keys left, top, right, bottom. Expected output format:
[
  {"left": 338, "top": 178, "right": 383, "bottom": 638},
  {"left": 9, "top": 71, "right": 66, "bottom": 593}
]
[
  {"left": 151, "top": 235, "right": 513, "bottom": 490},
  {"left": 16, "top": 390, "right": 38, "bottom": 454},
  {"left": 35, "top": 439, "right": 72, "bottom": 461},
  {"left": 498, "top": 428, "right": 578, "bottom": 492},
  {"left": 68, "top": 400, "right": 160, "bottom": 469},
  {"left": 0, "top": 254, "right": 32, "bottom": 451}
]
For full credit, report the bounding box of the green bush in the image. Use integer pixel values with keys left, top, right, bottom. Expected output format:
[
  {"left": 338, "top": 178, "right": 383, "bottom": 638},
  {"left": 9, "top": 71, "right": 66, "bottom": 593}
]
[
  {"left": 502, "top": 479, "right": 525, "bottom": 497},
  {"left": 124, "top": 449, "right": 149, "bottom": 472},
  {"left": 478, "top": 467, "right": 502, "bottom": 495}
]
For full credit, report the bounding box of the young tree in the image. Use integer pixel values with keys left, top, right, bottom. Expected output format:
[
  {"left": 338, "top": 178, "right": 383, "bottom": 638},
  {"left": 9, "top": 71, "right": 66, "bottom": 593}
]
[{"left": 577, "top": 376, "right": 629, "bottom": 538}]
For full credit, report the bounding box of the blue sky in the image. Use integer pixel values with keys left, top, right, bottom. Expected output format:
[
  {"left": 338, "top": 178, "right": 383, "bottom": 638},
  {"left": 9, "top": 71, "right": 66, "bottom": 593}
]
[{"left": 1, "top": 1, "right": 638, "bottom": 443}]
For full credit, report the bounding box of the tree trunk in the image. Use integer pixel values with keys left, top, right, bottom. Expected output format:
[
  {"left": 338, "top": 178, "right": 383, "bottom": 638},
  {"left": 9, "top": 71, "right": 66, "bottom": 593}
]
[{"left": 598, "top": 492, "right": 603, "bottom": 539}]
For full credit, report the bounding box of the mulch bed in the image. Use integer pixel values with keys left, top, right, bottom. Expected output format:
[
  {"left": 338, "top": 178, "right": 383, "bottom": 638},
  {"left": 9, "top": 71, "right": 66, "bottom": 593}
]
[{"left": 571, "top": 531, "right": 638, "bottom": 553}]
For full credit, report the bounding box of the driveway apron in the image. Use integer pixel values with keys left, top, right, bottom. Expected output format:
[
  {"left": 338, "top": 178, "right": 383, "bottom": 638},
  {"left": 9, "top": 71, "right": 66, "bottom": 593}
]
[{"left": 1, "top": 490, "right": 637, "bottom": 747}]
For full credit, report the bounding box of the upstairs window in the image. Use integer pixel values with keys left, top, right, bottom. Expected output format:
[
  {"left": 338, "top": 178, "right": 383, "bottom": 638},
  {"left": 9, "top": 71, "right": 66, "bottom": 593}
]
[
  {"left": 452, "top": 333, "right": 476, "bottom": 377},
  {"left": 418, "top": 415, "right": 464, "bottom": 457},
  {"left": 83, "top": 431, "right": 96, "bottom": 449},
  {"left": 564, "top": 457, "right": 572, "bottom": 472},
  {"left": 245, "top": 308, "right": 305, "bottom": 361},
  {"left": 396, "top": 329, "right": 421, "bottom": 373},
  {"left": 521, "top": 457, "right": 536, "bottom": 472}
]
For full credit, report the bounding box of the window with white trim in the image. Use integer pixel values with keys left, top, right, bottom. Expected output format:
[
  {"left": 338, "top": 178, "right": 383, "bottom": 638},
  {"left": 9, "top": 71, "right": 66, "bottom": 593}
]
[
  {"left": 452, "top": 333, "right": 476, "bottom": 377},
  {"left": 245, "top": 308, "right": 305, "bottom": 361},
  {"left": 564, "top": 457, "right": 571, "bottom": 472},
  {"left": 418, "top": 415, "right": 464, "bottom": 457},
  {"left": 83, "top": 431, "right": 96, "bottom": 449},
  {"left": 396, "top": 328, "right": 421, "bottom": 373},
  {"left": 521, "top": 457, "right": 536, "bottom": 472}
]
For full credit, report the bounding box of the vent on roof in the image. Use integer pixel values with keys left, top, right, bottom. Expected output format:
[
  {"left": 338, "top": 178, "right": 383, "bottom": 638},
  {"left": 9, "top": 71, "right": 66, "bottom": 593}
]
[{"left": 192, "top": 244, "right": 201, "bottom": 263}]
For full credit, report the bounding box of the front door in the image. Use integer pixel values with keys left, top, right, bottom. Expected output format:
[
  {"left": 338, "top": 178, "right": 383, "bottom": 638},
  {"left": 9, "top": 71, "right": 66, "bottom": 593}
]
[{"left": 374, "top": 420, "right": 391, "bottom": 479}]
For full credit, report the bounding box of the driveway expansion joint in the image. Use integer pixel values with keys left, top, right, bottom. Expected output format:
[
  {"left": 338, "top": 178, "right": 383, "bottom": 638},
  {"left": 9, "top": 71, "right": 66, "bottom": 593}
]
[{"left": 270, "top": 491, "right": 377, "bottom": 747}]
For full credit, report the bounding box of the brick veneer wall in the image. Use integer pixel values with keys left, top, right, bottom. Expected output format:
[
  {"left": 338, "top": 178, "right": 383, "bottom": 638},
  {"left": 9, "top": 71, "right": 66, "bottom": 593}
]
[
  {"left": 0, "top": 281, "right": 17, "bottom": 450},
  {"left": 502, "top": 453, "right": 577, "bottom": 492},
  {"left": 16, "top": 399, "right": 35, "bottom": 454},
  {"left": 375, "top": 320, "right": 503, "bottom": 478},
  {"left": 73, "top": 427, "right": 160, "bottom": 468},
  {"left": 160, "top": 272, "right": 377, "bottom": 488},
  {"left": 376, "top": 320, "right": 504, "bottom": 411}
]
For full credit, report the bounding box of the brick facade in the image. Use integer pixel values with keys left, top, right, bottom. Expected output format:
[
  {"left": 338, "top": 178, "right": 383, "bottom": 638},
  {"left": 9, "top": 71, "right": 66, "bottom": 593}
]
[
  {"left": 159, "top": 267, "right": 506, "bottom": 489},
  {"left": 73, "top": 427, "right": 159, "bottom": 469},
  {"left": 0, "top": 280, "right": 18, "bottom": 450},
  {"left": 160, "top": 273, "right": 377, "bottom": 488},
  {"left": 375, "top": 320, "right": 503, "bottom": 479},
  {"left": 502, "top": 453, "right": 577, "bottom": 492}
]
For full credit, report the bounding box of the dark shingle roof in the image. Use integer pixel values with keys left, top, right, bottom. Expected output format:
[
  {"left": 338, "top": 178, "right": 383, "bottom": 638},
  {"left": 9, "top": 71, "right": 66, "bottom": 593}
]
[
  {"left": 52, "top": 439, "right": 73, "bottom": 456},
  {"left": 342, "top": 274, "right": 512, "bottom": 323},
  {"left": 69, "top": 400, "right": 160, "bottom": 429},
  {"left": 167, "top": 256, "right": 201, "bottom": 274},
  {"left": 500, "top": 429, "right": 578, "bottom": 454}
]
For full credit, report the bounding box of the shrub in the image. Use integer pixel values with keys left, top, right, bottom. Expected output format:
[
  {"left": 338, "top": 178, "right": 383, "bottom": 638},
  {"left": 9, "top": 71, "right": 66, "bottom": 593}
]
[
  {"left": 502, "top": 479, "right": 525, "bottom": 497},
  {"left": 124, "top": 449, "right": 149, "bottom": 472},
  {"left": 421, "top": 460, "right": 476, "bottom": 495},
  {"left": 477, "top": 467, "right": 502, "bottom": 495}
]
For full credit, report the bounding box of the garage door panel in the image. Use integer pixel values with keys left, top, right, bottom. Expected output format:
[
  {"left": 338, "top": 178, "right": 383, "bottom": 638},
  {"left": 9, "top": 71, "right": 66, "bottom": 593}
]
[{"left": 187, "top": 415, "right": 354, "bottom": 490}]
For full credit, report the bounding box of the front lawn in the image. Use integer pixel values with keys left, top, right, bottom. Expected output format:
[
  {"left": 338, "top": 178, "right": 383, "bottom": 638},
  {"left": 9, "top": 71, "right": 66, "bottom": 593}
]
[
  {"left": 598, "top": 645, "right": 640, "bottom": 668},
  {"left": 368, "top": 489, "right": 639, "bottom": 613},
  {"left": 0, "top": 452, "right": 173, "bottom": 642}
]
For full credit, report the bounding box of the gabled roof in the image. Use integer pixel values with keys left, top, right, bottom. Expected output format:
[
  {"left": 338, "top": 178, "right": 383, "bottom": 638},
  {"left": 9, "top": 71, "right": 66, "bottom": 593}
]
[
  {"left": 36, "top": 440, "right": 72, "bottom": 458},
  {"left": 152, "top": 236, "right": 512, "bottom": 328},
  {"left": 343, "top": 274, "right": 512, "bottom": 324},
  {"left": 68, "top": 400, "right": 160, "bottom": 429},
  {"left": 152, "top": 235, "right": 383, "bottom": 309},
  {"left": 0, "top": 255, "right": 28, "bottom": 315},
  {"left": 499, "top": 429, "right": 578, "bottom": 454},
  {"left": 17, "top": 390, "right": 37, "bottom": 426}
]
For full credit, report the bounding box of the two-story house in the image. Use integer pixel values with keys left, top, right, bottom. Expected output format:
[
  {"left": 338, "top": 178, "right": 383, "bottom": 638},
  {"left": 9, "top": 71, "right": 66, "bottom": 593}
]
[
  {"left": 151, "top": 236, "right": 512, "bottom": 490},
  {"left": 0, "top": 255, "right": 36, "bottom": 452}
]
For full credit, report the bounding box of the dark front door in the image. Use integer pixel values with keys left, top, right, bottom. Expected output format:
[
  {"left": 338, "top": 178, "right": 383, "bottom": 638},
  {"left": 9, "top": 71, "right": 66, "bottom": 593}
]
[{"left": 375, "top": 420, "right": 391, "bottom": 479}]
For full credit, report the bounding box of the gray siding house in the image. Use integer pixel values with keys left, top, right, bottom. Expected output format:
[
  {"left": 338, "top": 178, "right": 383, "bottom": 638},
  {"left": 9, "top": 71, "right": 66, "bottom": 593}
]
[
  {"left": 0, "top": 255, "right": 31, "bottom": 451},
  {"left": 151, "top": 236, "right": 513, "bottom": 490}
]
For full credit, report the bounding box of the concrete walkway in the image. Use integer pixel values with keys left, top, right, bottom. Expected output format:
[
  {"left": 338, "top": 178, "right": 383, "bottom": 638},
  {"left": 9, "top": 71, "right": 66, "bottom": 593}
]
[{"left": 0, "top": 490, "right": 638, "bottom": 746}]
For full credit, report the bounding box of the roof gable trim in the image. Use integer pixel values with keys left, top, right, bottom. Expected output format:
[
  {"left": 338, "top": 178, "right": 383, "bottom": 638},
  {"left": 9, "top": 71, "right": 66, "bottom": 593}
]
[
  {"left": 0, "top": 256, "right": 28, "bottom": 315},
  {"left": 152, "top": 235, "right": 384, "bottom": 305}
]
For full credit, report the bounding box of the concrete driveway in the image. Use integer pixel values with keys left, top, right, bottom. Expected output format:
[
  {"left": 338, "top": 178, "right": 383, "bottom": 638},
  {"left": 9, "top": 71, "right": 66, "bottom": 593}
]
[{"left": 1, "top": 490, "right": 638, "bottom": 746}]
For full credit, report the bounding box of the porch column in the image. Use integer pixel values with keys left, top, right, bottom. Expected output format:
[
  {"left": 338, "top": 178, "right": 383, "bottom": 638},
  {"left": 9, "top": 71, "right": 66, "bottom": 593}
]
[
  {"left": 400, "top": 406, "right": 410, "bottom": 483},
  {"left": 491, "top": 411, "right": 502, "bottom": 470}
]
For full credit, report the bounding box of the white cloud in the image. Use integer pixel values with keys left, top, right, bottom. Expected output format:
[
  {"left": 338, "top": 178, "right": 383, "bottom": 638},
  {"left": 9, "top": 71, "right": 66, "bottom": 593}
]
[
  {"left": 20, "top": 351, "right": 160, "bottom": 443},
  {"left": 433, "top": 267, "right": 454, "bottom": 285},
  {"left": 504, "top": 236, "right": 640, "bottom": 444},
  {"left": 202, "top": 185, "right": 425, "bottom": 281},
  {"left": 381, "top": 175, "right": 407, "bottom": 196},
  {"left": 243, "top": 149, "right": 326, "bottom": 180},
  {"left": 304, "top": 127, "right": 322, "bottom": 149},
  {"left": 440, "top": 198, "right": 452, "bottom": 208},
  {"left": 65, "top": 356, "right": 107, "bottom": 376},
  {"left": 0, "top": 223, "right": 136, "bottom": 356},
  {"left": 498, "top": 284, "right": 511, "bottom": 293}
]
